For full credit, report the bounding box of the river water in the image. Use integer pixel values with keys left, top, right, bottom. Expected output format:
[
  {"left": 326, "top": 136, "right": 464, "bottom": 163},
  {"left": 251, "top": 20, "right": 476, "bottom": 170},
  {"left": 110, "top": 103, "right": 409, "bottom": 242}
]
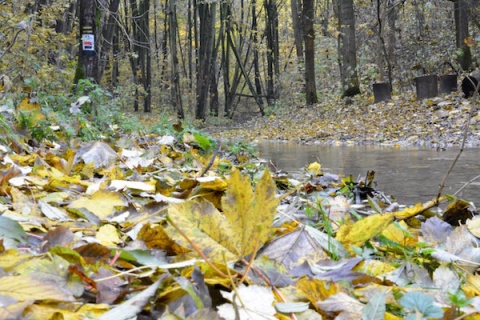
[{"left": 257, "top": 142, "right": 480, "bottom": 206}]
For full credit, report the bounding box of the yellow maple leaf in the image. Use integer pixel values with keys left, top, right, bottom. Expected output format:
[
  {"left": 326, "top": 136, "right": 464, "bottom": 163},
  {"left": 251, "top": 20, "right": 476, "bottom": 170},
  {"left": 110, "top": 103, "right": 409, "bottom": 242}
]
[
  {"left": 168, "top": 168, "right": 279, "bottom": 261},
  {"left": 69, "top": 190, "right": 126, "bottom": 219}
]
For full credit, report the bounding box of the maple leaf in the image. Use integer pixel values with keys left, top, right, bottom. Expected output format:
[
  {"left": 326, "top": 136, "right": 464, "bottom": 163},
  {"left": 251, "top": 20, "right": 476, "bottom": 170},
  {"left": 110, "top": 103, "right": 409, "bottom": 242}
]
[{"left": 168, "top": 168, "right": 279, "bottom": 261}]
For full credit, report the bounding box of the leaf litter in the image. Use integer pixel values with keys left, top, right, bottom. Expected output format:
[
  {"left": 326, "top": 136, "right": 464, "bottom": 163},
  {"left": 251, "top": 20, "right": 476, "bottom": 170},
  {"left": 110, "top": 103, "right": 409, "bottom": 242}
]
[{"left": 0, "top": 127, "right": 479, "bottom": 319}]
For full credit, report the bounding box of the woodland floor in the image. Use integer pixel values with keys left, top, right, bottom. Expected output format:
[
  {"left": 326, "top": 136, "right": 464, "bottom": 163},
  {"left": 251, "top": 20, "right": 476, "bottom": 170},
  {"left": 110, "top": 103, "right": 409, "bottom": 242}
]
[{"left": 208, "top": 90, "right": 480, "bottom": 149}]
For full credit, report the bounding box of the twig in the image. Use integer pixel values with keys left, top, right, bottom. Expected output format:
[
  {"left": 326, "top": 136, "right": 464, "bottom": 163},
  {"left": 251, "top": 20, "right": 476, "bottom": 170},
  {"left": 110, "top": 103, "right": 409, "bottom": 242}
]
[
  {"left": 198, "top": 140, "right": 221, "bottom": 177},
  {"left": 435, "top": 79, "right": 479, "bottom": 204},
  {"left": 454, "top": 174, "right": 480, "bottom": 197},
  {"left": 0, "top": 28, "right": 26, "bottom": 62}
]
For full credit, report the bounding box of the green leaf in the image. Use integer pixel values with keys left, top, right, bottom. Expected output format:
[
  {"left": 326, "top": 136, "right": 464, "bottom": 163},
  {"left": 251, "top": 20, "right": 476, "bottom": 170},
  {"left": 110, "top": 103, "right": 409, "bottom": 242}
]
[
  {"left": 0, "top": 216, "right": 28, "bottom": 244},
  {"left": 193, "top": 132, "right": 212, "bottom": 151}
]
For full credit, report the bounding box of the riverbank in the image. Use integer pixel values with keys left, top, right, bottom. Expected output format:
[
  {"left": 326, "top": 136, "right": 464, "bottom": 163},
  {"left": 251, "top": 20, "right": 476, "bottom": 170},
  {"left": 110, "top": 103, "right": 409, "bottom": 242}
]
[{"left": 210, "top": 91, "right": 480, "bottom": 148}]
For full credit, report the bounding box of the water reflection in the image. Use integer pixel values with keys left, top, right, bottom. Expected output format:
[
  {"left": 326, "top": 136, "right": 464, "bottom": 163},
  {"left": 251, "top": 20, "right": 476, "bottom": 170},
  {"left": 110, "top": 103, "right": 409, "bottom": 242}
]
[{"left": 257, "top": 141, "right": 480, "bottom": 205}]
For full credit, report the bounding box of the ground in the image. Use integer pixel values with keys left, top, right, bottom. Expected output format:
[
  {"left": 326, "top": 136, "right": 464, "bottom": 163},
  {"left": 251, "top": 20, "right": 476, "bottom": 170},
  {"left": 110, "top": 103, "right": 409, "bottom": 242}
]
[{"left": 209, "top": 91, "right": 480, "bottom": 149}]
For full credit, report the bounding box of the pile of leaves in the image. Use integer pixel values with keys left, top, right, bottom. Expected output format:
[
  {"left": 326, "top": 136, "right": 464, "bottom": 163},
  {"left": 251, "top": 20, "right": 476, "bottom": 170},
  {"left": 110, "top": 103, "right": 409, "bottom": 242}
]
[
  {"left": 1, "top": 127, "right": 480, "bottom": 319},
  {"left": 213, "top": 91, "right": 480, "bottom": 149}
]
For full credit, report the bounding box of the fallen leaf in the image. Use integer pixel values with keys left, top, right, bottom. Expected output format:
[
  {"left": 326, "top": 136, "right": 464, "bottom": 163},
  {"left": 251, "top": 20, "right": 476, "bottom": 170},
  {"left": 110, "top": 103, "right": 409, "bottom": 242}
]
[
  {"left": 96, "top": 224, "right": 122, "bottom": 246},
  {"left": 336, "top": 213, "right": 394, "bottom": 251},
  {"left": 169, "top": 168, "right": 278, "bottom": 261},
  {"left": 316, "top": 292, "right": 364, "bottom": 319},
  {"left": 217, "top": 284, "right": 277, "bottom": 320},
  {"left": 69, "top": 190, "right": 126, "bottom": 219},
  {"left": 74, "top": 141, "right": 118, "bottom": 168},
  {"left": 99, "top": 275, "right": 165, "bottom": 320},
  {"left": 0, "top": 275, "right": 75, "bottom": 301}
]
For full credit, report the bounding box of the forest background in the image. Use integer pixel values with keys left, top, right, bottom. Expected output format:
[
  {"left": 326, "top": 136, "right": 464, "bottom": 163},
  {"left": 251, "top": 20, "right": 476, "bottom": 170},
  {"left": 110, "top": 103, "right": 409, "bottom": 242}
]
[
  {"left": 1, "top": 0, "right": 479, "bottom": 139},
  {"left": 3, "top": 1, "right": 480, "bottom": 319}
]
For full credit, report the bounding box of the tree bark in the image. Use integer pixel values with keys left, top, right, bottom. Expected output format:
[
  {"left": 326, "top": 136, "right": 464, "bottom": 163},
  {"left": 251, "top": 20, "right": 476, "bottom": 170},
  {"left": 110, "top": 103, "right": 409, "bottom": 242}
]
[
  {"left": 303, "top": 0, "right": 317, "bottom": 104},
  {"left": 195, "top": 2, "right": 216, "bottom": 120},
  {"left": 290, "top": 0, "right": 303, "bottom": 62},
  {"left": 168, "top": 0, "right": 184, "bottom": 118},
  {"left": 454, "top": 0, "right": 472, "bottom": 71},
  {"left": 74, "top": 0, "right": 98, "bottom": 84},
  {"left": 337, "top": 0, "right": 360, "bottom": 97},
  {"left": 264, "top": 0, "right": 280, "bottom": 103},
  {"left": 95, "top": 0, "right": 121, "bottom": 83}
]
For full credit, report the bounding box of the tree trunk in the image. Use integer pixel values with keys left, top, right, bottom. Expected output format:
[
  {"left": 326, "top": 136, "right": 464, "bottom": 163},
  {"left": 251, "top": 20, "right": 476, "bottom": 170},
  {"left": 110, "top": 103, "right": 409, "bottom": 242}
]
[
  {"left": 252, "top": 0, "right": 264, "bottom": 109},
  {"left": 337, "top": 0, "right": 360, "bottom": 97},
  {"left": 95, "top": 0, "right": 121, "bottom": 83},
  {"left": 111, "top": 22, "right": 119, "bottom": 88},
  {"left": 386, "top": 0, "right": 396, "bottom": 67},
  {"left": 195, "top": 2, "right": 216, "bottom": 120},
  {"left": 74, "top": 0, "right": 98, "bottom": 84},
  {"left": 290, "top": 0, "right": 303, "bottom": 62},
  {"left": 221, "top": 1, "right": 232, "bottom": 116},
  {"left": 303, "top": 0, "right": 317, "bottom": 104},
  {"left": 454, "top": 0, "right": 472, "bottom": 71},
  {"left": 264, "top": 0, "right": 280, "bottom": 103},
  {"left": 140, "top": 0, "right": 151, "bottom": 112},
  {"left": 168, "top": 0, "right": 184, "bottom": 118}
]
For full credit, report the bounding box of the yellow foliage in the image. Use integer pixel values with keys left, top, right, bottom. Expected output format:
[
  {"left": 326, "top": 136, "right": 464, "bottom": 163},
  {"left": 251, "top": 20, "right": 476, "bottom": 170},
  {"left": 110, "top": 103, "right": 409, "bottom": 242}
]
[
  {"left": 69, "top": 190, "right": 126, "bottom": 219},
  {"left": 168, "top": 168, "right": 278, "bottom": 262},
  {"left": 336, "top": 213, "right": 394, "bottom": 252}
]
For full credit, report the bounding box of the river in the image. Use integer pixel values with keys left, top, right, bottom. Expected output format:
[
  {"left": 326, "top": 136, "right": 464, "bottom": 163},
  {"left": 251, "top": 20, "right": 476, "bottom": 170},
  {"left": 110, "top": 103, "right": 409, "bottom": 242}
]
[{"left": 257, "top": 142, "right": 480, "bottom": 206}]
